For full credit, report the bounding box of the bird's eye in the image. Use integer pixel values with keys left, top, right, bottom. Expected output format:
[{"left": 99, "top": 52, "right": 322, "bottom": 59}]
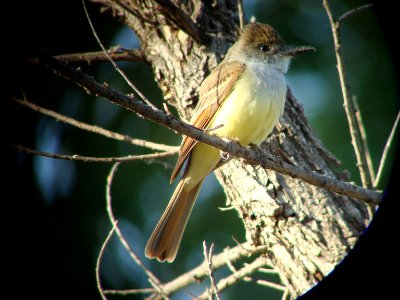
[{"left": 259, "top": 44, "right": 270, "bottom": 52}]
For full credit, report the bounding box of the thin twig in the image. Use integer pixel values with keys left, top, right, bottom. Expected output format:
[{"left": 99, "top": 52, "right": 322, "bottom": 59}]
[
  {"left": 258, "top": 267, "right": 279, "bottom": 275},
  {"left": 374, "top": 111, "right": 400, "bottom": 189},
  {"left": 203, "top": 241, "right": 221, "bottom": 300},
  {"left": 350, "top": 96, "right": 376, "bottom": 218},
  {"left": 323, "top": 0, "right": 373, "bottom": 189},
  {"left": 224, "top": 250, "right": 238, "bottom": 274},
  {"left": 203, "top": 123, "right": 224, "bottom": 132},
  {"left": 338, "top": 4, "right": 373, "bottom": 24},
  {"left": 353, "top": 96, "right": 375, "bottom": 182},
  {"left": 281, "top": 288, "right": 291, "bottom": 300},
  {"left": 14, "top": 97, "right": 178, "bottom": 152},
  {"left": 253, "top": 279, "right": 286, "bottom": 291},
  {"left": 55, "top": 47, "right": 143, "bottom": 64},
  {"left": 104, "top": 288, "right": 154, "bottom": 295},
  {"left": 353, "top": 96, "right": 376, "bottom": 218},
  {"left": 82, "top": 0, "right": 157, "bottom": 109},
  {"left": 197, "top": 256, "right": 268, "bottom": 300},
  {"left": 40, "top": 54, "right": 382, "bottom": 204},
  {"left": 105, "top": 163, "right": 164, "bottom": 292},
  {"left": 28, "top": 47, "right": 144, "bottom": 65},
  {"left": 238, "top": 0, "right": 245, "bottom": 30},
  {"left": 14, "top": 145, "right": 176, "bottom": 162},
  {"left": 147, "top": 242, "right": 267, "bottom": 298},
  {"left": 96, "top": 222, "right": 118, "bottom": 300}
]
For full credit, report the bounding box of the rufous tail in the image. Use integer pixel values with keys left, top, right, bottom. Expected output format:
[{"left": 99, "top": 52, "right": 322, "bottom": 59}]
[{"left": 145, "top": 178, "right": 204, "bottom": 262}]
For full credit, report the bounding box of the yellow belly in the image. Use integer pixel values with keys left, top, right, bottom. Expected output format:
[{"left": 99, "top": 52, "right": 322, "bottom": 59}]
[
  {"left": 184, "top": 68, "right": 287, "bottom": 188},
  {"left": 210, "top": 68, "right": 286, "bottom": 146}
]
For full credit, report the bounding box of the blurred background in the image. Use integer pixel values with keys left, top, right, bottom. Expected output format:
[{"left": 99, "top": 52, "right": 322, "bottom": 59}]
[{"left": 7, "top": 0, "right": 398, "bottom": 299}]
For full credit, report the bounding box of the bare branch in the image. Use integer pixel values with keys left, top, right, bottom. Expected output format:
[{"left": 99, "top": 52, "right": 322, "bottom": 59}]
[
  {"left": 254, "top": 279, "right": 286, "bottom": 291},
  {"left": 104, "top": 288, "right": 154, "bottom": 295},
  {"left": 14, "top": 145, "right": 176, "bottom": 163},
  {"left": 149, "top": 242, "right": 268, "bottom": 298},
  {"left": 353, "top": 96, "right": 375, "bottom": 183},
  {"left": 55, "top": 47, "right": 143, "bottom": 64},
  {"left": 14, "top": 97, "right": 178, "bottom": 152},
  {"left": 105, "top": 163, "right": 164, "bottom": 293},
  {"left": 197, "top": 256, "right": 269, "bottom": 300},
  {"left": 203, "top": 241, "right": 221, "bottom": 300},
  {"left": 96, "top": 221, "right": 118, "bottom": 300},
  {"left": 153, "top": 0, "right": 207, "bottom": 44},
  {"left": 82, "top": 0, "right": 157, "bottom": 109},
  {"left": 39, "top": 54, "right": 382, "bottom": 204},
  {"left": 353, "top": 96, "right": 376, "bottom": 218},
  {"left": 338, "top": 4, "right": 373, "bottom": 24},
  {"left": 323, "top": 0, "right": 374, "bottom": 189},
  {"left": 258, "top": 267, "right": 280, "bottom": 275},
  {"left": 27, "top": 47, "right": 144, "bottom": 65},
  {"left": 281, "top": 288, "right": 291, "bottom": 300},
  {"left": 374, "top": 111, "right": 400, "bottom": 189},
  {"left": 238, "top": 0, "right": 245, "bottom": 30}
]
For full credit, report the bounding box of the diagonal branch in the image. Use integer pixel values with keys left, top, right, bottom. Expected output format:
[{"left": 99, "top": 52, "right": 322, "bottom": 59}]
[
  {"left": 82, "top": 0, "right": 157, "bottom": 109},
  {"left": 96, "top": 222, "right": 118, "bottom": 300},
  {"left": 104, "top": 288, "right": 154, "bottom": 295},
  {"left": 105, "top": 163, "right": 164, "bottom": 292},
  {"left": 28, "top": 47, "right": 144, "bottom": 65},
  {"left": 14, "top": 145, "right": 176, "bottom": 163},
  {"left": 154, "top": 0, "right": 207, "bottom": 44},
  {"left": 14, "top": 97, "right": 178, "bottom": 152},
  {"left": 338, "top": 4, "right": 373, "bottom": 24},
  {"left": 374, "top": 111, "right": 400, "bottom": 189},
  {"left": 203, "top": 241, "right": 221, "bottom": 300},
  {"left": 197, "top": 256, "right": 270, "bottom": 300},
  {"left": 323, "top": 0, "right": 374, "bottom": 189},
  {"left": 38, "top": 54, "right": 382, "bottom": 204},
  {"left": 353, "top": 96, "right": 375, "bottom": 183},
  {"left": 146, "top": 242, "right": 268, "bottom": 298},
  {"left": 55, "top": 47, "right": 143, "bottom": 64}
]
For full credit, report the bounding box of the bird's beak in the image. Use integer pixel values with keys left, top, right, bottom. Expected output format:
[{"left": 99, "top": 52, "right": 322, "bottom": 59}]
[{"left": 280, "top": 45, "right": 316, "bottom": 56}]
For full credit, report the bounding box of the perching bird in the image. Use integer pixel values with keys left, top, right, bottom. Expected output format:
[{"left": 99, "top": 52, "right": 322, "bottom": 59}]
[{"left": 145, "top": 22, "right": 314, "bottom": 262}]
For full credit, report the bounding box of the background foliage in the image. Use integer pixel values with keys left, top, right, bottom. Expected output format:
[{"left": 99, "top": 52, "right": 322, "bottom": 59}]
[{"left": 7, "top": 0, "right": 398, "bottom": 299}]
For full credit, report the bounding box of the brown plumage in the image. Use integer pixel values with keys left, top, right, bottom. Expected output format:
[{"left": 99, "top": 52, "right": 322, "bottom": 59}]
[
  {"left": 145, "top": 23, "right": 313, "bottom": 262},
  {"left": 145, "top": 60, "right": 245, "bottom": 263}
]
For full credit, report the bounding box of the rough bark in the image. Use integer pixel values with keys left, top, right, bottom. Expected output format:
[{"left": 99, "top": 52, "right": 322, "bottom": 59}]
[{"left": 92, "top": 0, "right": 369, "bottom": 297}]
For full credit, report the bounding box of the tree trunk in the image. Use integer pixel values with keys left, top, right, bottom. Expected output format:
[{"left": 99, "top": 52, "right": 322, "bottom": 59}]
[{"left": 92, "top": 0, "right": 369, "bottom": 297}]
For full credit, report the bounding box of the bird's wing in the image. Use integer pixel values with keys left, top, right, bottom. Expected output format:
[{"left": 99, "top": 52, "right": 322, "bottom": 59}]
[{"left": 170, "top": 61, "right": 245, "bottom": 183}]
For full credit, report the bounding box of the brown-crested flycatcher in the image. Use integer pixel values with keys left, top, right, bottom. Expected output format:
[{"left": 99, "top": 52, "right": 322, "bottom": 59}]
[{"left": 145, "top": 22, "right": 315, "bottom": 262}]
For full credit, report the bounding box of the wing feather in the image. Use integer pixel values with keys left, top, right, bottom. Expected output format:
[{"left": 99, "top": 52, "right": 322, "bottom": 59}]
[{"left": 170, "top": 61, "right": 246, "bottom": 183}]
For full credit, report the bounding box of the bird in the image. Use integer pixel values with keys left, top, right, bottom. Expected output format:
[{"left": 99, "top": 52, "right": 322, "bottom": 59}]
[{"left": 145, "top": 22, "right": 314, "bottom": 262}]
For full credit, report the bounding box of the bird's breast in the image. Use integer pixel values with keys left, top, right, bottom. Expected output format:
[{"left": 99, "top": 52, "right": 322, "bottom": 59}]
[{"left": 210, "top": 66, "right": 287, "bottom": 146}]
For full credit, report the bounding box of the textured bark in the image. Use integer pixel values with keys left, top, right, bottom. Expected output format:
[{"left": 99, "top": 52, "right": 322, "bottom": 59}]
[{"left": 92, "top": 0, "right": 369, "bottom": 297}]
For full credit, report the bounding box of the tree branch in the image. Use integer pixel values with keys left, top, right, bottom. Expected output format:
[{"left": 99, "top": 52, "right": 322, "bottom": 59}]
[
  {"left": 104, "top": 288, "right": 154, "bottom": 295},
  {"left": 197, "top": 256, "right": 270, "bottom": 300},
  {"left": 14, "top": 97, "right": 178, "bottom": 152},
  {"left": 338, "top": 4, "right": 373, "bottom": 24},
  {"left": 146, "top": 242, "right": 268, "bottom": 298},
  {"left": 27, "top": 47, "right": 144, "bottom": 65},
  {"left": 56, "top": 47, "right": 143, "bottom": 63},
  {"left": 374, "top": 111, "right": 400, "bottom": 189},
  {"left": 14, "top": 145, "right": 176, "bottom": 163},
  {"left": 203, "top": 241, "right": 221, "bottom": 300},
  {"left": 38, "top": 54, "right": 382, "bottom": 205},
  {"left": 153, "top": 0, "right": 207, "bottom": 44},
  {"left": 96, "top": 222, "right": 118, "bottom": 300},
  {"left": 82, "top": 0, "right": 157, "bottom": 109},
  {"left": 323, "top": 0, "right": 374, "bottom": 189},
  {"left": 105, "top": 163, "right": 164, "bottom": 292},
  {"left": 353, "top": 96, "right": 375, "bottom": 183},
  {"left": 238, "top": 0, "right": 245, "bottom": 30}
]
